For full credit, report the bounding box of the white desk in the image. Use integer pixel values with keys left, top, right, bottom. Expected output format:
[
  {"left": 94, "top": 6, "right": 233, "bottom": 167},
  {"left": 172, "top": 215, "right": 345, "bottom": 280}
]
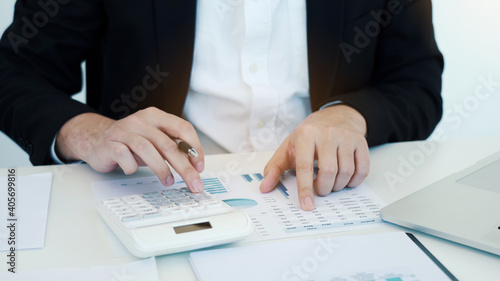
[{"left": 2, "top": 137, "right": 500, "bottom": 280}]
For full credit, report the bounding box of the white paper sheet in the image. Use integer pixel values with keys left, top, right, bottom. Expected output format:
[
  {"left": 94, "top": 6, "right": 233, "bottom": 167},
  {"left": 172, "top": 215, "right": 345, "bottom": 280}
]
[
  {"left": 0, "top": 172, "right": 52, "bottom": 251},
  {"left": 216, "top": 170, "right": 386, "bottom": 242},
  {"left": 0, "top": 257, "right": 158, "bottom": 281},
  {"left": 189, "top": 232, "right": 455, "bottom": 281}
]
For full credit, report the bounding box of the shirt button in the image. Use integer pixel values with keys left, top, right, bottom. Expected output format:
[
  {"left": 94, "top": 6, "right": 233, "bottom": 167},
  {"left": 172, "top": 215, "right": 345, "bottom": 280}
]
[
  {"left": 257, "top": 120, "right": 266, "bottom": 128},
  {"left": 249, "top": 64, "right": 258, "bottom": 73}
]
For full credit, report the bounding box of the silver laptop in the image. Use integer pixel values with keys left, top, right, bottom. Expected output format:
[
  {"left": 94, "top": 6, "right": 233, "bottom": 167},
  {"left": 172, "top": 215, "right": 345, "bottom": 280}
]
[{"left": 380, "top": 151, "right": 500, "bottom": 256}]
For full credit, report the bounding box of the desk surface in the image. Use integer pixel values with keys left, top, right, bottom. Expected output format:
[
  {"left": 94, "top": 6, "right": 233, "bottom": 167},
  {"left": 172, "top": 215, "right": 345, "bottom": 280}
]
[{"left": 2, "top": 137, "right": 500, "bottom": 280}]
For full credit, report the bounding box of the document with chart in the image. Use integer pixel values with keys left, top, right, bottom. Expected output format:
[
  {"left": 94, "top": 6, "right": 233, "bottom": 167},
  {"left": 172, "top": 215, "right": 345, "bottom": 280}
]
[
  {"left": 92, "top": 168, "right": 386, "bottom": 243},
  {"left": 210, "top": 169, "right": 386, "bottom": 242}
]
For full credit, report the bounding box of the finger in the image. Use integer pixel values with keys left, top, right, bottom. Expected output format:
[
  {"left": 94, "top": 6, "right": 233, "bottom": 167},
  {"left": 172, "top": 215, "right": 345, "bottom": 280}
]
[
  {"left": 347, "top": 141, "right": 370, "bottom": 187},
  {"left": 144, "top": 109, "right": 205, "bottom": 172},
  {"left": 332, "top": 145, "right": 355, "bottom": 192},
  {"left": 260, "top": 142, "right": 291, "bottom": 193},
  {"left": 133, "top": 154, "right": 147, "bottom": 166},
  {"left": 107, "top": 142, "right": 139, "bottom": 175},
  {"left": 139, "top": 119, "right": 205, "bottom": 174},
  {"left": 295, "top": 136, "right": 316, "bottom": 211},
  {"left": 119, "top": 134, "right": 175, "bottom": 186},
  {"left": 168, "top": 155, "right": 205, "bottom": 193},
  {"left": 121, "top": 109, "right": 204, "bottom": 192},
  {"left": 140, "top": 134, "right": 204, "bottom": 192},
  {"left": 159, "top": 139, "right": 204, "bottom": 193},
  {"left": 123, "top": 113, "right": 205, "bottom": 181},
  {"left": 314, "top": 141, "right": 338, "bottom": 196}
]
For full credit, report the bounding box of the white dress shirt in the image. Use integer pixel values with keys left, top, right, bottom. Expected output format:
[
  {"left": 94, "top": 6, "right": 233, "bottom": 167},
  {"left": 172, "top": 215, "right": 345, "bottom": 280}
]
[{"left": 183, "top": 0, "right": 310, "bottom": 153}]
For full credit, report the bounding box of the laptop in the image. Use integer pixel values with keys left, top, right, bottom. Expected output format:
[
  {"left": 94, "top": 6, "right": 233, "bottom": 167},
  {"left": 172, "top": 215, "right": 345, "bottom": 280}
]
[{"left": 380, "top": 151, "right": 500, "bottom": 256}]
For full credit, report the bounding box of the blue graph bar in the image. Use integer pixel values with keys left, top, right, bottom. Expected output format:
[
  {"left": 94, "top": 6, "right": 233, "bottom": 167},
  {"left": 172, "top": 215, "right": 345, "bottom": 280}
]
[
  {"left": 202, "top": 179, "right": 221, "bottom": 184},
  {"left": 177, "top": 178, "right": 228, "bottom": 194},
  {"left": 242, "top": 174, "right": 253, "bottom": 182},
  {"left": 276, "top": 181, "right": 289, "bottom": 199},
  {"left": 204, "top": 178, "right": 227, "bottom": 194},
  {"left": 253, "top": 173, "right": 264, "bottom": 181}
]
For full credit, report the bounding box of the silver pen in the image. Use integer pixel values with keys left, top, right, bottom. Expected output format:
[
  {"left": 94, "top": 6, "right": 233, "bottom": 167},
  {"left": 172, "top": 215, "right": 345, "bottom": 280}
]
[{"left": 174, "top": 138, "right": 199, "bottom": 158}]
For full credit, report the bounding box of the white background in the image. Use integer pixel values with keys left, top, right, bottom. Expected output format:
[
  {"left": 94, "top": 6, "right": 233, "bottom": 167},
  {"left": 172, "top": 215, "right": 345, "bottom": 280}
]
[{"left": 1, "top": 0, "right": 499, "bottom": 167}]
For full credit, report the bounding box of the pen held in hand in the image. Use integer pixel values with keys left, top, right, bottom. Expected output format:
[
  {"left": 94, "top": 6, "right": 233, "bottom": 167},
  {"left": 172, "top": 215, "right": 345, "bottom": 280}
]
[{"left": 174, "top": 138, "right": 199, "bottom": 158}]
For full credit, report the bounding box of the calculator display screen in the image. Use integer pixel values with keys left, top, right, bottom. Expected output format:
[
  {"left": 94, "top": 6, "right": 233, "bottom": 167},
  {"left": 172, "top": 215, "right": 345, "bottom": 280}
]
[{"left": 174, "top": 222, "right": 212, "bottom": 234}]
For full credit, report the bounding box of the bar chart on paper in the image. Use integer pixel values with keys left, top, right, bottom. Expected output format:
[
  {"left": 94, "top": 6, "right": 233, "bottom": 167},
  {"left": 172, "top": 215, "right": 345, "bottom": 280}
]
[{"left": 213, "top": 169, "right": 386, "bottom": 242}]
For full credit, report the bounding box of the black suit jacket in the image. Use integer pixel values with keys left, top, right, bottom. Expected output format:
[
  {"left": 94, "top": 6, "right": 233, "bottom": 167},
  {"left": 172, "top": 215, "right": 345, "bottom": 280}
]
[{"left": 0, "top": 0, "right": 443, "bottom": 165}]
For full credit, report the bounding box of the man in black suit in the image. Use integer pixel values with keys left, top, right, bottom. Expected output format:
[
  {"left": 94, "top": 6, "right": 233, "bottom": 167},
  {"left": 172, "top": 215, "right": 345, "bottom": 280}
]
[{"left": 0, "top": 0, "right": 443, "bottom": 210}]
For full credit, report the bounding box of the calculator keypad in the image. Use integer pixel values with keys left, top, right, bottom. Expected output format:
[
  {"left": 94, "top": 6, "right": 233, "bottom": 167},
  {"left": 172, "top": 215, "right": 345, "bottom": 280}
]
[{"left": 100, "top": 188, "right": 231, "bottom": 228}]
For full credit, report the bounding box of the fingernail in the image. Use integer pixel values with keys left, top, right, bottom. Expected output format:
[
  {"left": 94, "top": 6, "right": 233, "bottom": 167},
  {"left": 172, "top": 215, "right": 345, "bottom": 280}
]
[
  {"left": 302, "top": 197, "right": 315, "bottom": 211},
  {"left": 196, "top": 162, "right": 204, "bottom": 173},
  {"left": 192, "top": 178, "right": 204, "bottom": 193},
  {"left": 166, "top": 175, "right": 175, "bottom": 186}
]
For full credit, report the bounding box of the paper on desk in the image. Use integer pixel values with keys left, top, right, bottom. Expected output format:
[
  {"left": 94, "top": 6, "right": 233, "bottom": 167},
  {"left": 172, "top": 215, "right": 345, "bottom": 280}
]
[
  {"left": 189, "top": 232, "right": 455, "bottom": 281},
  {"left": 0, "top": 256, "right": 158, "bottom": 281},
  {"left": 0, "top": 172, "right": 52, "bottom": 251}
]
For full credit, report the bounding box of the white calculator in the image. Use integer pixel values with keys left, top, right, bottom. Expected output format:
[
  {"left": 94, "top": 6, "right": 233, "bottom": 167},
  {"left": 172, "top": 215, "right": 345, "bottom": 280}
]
[{"left": 96, "top": 187, "right": 253, "bottom": 258}]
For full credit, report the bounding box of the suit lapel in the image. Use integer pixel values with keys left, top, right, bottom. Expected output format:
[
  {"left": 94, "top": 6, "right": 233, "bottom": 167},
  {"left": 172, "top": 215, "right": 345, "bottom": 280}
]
[{"left": 306, "top": 0, "right": 345, "bottom": 110}]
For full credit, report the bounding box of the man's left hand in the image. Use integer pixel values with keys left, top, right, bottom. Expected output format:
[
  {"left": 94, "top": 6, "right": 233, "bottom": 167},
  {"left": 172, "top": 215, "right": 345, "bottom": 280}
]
[{"left": 259, "top": 105, "right": 370, "bottom": 211}]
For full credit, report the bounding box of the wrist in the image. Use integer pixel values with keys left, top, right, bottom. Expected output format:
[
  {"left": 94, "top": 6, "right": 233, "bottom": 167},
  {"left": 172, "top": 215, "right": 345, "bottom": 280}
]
[
  {"left": 321, "top": 104, "right": 367, "bottom": 137},
  {"left": 55, "top": 113, "right": 114, "bottom": 162}
]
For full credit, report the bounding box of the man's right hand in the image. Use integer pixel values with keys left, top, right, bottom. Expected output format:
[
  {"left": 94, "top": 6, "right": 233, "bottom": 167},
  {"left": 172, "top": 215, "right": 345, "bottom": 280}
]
[{"left": 55, "top": 107, "right": 205, "bottom": 192}]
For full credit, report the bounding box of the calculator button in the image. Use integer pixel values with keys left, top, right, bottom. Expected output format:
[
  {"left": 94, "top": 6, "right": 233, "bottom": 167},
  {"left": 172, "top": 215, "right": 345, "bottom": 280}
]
[
  {"left": 133, "top": 202, "right": 152, "bottom": 208},
  {"left": 142, "top": 192, "right": 160, "bottom": 197},
  {"left": 142, "top": 212, "right": 161, "bottom": 219},
  {"left": 190, "top": 193, "right": 211, "bottom": 199},
  {"left": 103, "top": 198, "right": 121, "bottom": 204},
  {"left": 113, "top": 207, "right": 133, "bottom": 214},
  {"left": 122, "top": 195, "right": 145, "bottom": 204},
  {"left": 107, "top": 203, "right": 127, "bottom": 209},
  {"left": 147, "top": 194, "right": 164, "bottom": 200},
  {"left": 193, "top": 197, "right": 212, "bottom": 202},
  {"left": 173, "top": 200, "right": 194, "bottom": 205},
  {"left": 152, "top": 202, "right": 175, "bottom": 208},
  {"left": 116, "top": 209, "right": 135, "bottom": 215},
  {"left": 121, "top": 215, "right": 141, "bottom": 222},
  {"left": 165, "top": 194, "right": 184, "bottom": 199},
  {"left": 137, "top": 208, "right": 157, "bottom": 214},
  {"left": 190, "top": 204, "right": 205, "bottom": 210},
  {"left": 147, "top": 198, "right": 169, "bottom": 204},
  {"left": 161, "top": 190, "right": 180, "bottom": 195},
  {"left": 133, "top": 206, "right": 152, "bottom": 212},
  {"left": 159, "top": 205, "right": 179, "bottom": 211},
  {"left": 179, "top": 202, "right": 199, "bottom": 208},
  {"left": 127, "top": 201, "right": 149, "bottom": 208},
  {"left": 179, "top": 187, "right": 190, "bottom": 193},
  {"left": 190, "top": 192, "right": 210, "bottom": 197}
]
